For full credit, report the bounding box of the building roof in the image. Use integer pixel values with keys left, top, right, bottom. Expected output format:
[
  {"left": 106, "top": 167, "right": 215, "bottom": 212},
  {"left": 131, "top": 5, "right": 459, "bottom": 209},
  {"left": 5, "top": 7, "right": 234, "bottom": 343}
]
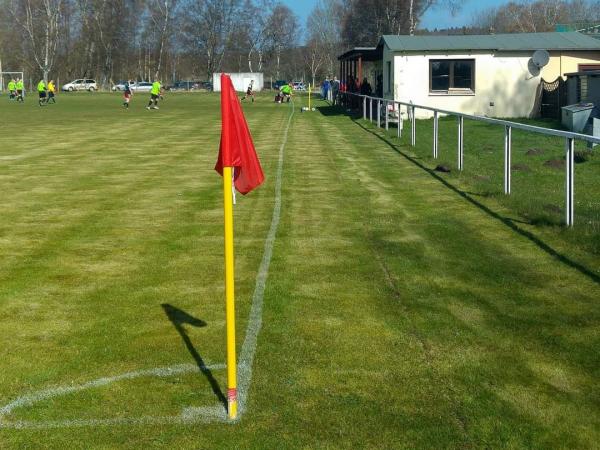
[
  {"left": 338, "top": 47, "right": 382, "bottom": 61},
  {"left": 565, "top": 70, "right": 600, "bottom": 76},
  {"left": 379, "top": 32, "right": 600, "bottom": 52}
]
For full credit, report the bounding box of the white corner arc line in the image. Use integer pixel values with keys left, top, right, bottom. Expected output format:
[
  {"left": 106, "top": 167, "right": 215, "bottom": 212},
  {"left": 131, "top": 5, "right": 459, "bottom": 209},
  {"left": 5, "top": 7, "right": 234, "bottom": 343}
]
[
  {"left": 0, "top": 101, "right": 295, "bottom": 429},
  {"left": 3, "top": 406, "right": 228, "bottom": 430},
  {"left": 0, "top": 364, "right": 227, "bottom": 428}
]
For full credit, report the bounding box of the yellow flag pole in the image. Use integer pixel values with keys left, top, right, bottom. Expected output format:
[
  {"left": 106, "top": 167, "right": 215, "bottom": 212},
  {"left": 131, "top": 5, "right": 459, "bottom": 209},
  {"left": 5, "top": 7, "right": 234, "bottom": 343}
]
[{"left": 222, "top": 166, "right": 238, "bottom": 420}]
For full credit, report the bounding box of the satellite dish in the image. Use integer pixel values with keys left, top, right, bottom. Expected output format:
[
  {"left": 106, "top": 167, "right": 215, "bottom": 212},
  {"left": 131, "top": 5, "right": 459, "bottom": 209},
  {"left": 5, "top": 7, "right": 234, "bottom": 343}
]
[{"left": 532, "top": 49, "right": 550, "bottom": 69}]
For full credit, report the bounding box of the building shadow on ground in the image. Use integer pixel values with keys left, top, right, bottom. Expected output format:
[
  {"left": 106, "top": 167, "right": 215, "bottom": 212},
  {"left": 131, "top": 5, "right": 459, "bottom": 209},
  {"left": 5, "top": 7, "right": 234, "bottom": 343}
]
[
  {"left": 316, "top": 104, "right": 362, "bottom": 117},
  {"left": 351, "top": 119, "right": 600, "bottom": 285},
  {"left": 161, "top": 303, "right": 227, "bottom": 407}
]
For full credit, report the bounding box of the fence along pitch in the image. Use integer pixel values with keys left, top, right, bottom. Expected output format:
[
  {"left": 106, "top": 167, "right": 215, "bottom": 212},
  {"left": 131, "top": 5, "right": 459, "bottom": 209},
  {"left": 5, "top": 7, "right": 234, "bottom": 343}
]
[{"left": 342, "top": 92, "right": 596, "bottom": 228}]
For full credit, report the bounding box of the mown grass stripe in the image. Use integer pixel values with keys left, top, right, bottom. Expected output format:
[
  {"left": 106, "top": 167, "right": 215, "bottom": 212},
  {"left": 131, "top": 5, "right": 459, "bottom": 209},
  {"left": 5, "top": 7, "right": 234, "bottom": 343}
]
[{"left": 238, "top": 100, "right": 295, "bottom": 416}]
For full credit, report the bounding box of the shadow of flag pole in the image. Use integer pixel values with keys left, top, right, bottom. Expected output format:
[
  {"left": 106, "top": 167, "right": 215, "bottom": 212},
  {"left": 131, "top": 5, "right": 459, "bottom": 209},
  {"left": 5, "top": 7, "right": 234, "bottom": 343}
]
[{"left": 215, "top": 73, "right": 265, "bottom": 420}]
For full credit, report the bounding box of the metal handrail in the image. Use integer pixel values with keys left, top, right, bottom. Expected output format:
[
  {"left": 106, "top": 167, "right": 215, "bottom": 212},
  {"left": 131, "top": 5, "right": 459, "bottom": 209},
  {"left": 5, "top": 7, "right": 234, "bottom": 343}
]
[
  {"left": 344, "top": 91, "right": 600, "bottom": 144},
  {"left": 339, "top": 91, "right": 596, "bottom": 227}
]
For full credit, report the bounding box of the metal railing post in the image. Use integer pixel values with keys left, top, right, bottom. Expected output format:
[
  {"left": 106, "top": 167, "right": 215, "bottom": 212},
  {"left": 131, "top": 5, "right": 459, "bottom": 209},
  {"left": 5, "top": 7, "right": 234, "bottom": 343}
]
[
  {"left": 397, "top": 103, "right": 401, "bottom": 138},
  {"left": 433, "top": 111, "right": 439, "bottom": 159},
  {"left": 369, "top": 98, "right": 373, "bottom": 122},
  {"left": 504, "top": 126, "right": 512, "bottom": 195},
  {"left": 385, "top": 101, "right": 389, "bottom": 130},
  {"left": 411, "top": 105, "right": 416, "bottom": 146},
  {"left": 363, "top": 96, "right": 366, "bottom": 120},
  {"left": 458, "top": 116, "right": 464, "bottom": 171},
  {"left": 377, "top": 100, "right": 381, "bottom": 128},
  {"left": 565, "top": 137, "right": 575, "bottom": 226}
]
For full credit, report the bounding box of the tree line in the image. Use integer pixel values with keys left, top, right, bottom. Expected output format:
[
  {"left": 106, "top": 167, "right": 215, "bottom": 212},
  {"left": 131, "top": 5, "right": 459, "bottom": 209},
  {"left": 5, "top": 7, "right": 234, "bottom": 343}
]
[
  {"left": 0, "top": 0, "right": 304, "bottom": 87},
  {"left": 0, "top": 0, "right": 598, "bottom": 89},
  {"left": 0, "top": 0, "right": 453, "bottom": 87},
  {"left": 471, "top": 0, "right": 600, "bottom": 34}
]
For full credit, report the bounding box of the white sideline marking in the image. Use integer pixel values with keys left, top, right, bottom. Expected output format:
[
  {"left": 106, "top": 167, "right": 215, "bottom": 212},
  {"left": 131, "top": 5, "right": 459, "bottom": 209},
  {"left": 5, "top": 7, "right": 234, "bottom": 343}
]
[
  {"left": 0, "top": 101, "right": 295, "bottom": 429},
  {"left": 237, "top": 99, "right": 294, "bottom": 416}
]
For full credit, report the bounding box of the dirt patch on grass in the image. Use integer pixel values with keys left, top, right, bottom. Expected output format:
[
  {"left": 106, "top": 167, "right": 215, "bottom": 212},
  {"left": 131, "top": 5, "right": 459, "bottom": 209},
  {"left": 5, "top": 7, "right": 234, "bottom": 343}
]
[
  {"left": 435, "top": 164, "right": 451, "bottom": 173},
  {"left": 526, "top": 148, "right": 544, "bottom": 156},
  {"left": 511, "top": 164, "right": 531, "bottom": 172},
  {"left": 543, "top": 204, "right": 562, "bottom": 215},
  {"left": 544, "top": 159, "right": 565, "bottom": 170}
]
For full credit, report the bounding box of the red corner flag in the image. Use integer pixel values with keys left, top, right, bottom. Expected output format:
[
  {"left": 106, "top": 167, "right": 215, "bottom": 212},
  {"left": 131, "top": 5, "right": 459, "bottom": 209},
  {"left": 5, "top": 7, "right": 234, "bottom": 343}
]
[{"left": 215, "top": 74, "right": 264, "bottom": 195}]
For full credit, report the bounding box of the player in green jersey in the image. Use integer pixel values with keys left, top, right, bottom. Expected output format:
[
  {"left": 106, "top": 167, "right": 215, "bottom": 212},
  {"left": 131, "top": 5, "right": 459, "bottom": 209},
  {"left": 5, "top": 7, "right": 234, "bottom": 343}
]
[
  {"left": 146, "top": 79, "right": 161, "bottom": 110},
  {"left": 37, "top": 79, "right": 47, "bottom": 106},
  {"left": 7, "top": 79, "right": 16, "bottom": 100},
  {"left": 16, "top": 79, "right": 24, "bottom": 102}
]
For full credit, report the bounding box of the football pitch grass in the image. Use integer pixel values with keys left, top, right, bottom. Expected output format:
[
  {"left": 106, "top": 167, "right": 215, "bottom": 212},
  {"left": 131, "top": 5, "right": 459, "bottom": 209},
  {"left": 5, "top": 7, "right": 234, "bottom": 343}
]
[{"left": 0, "top": 92, "right": 598, "bottom": 448}]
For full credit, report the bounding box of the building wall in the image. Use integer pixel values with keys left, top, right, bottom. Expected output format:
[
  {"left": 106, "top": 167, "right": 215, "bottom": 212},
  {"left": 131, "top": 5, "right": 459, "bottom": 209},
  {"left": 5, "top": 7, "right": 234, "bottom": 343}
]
[
  {"left": 383, "top": 45, "right": 395, "bottom": 100},
  {"left": 543, "top": 51, "right": 600, "bottom": 80},
  {"left": 212, "top": 73, "right": 263, "bottom": 92},
  {"left": 383, "top": 46, "right": 600, "bottom": 119}
]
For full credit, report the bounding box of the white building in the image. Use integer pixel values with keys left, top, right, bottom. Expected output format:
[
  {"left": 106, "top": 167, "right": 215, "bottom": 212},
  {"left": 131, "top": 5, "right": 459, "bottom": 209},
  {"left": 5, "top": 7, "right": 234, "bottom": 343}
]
[
  {"left": 347, "top": 32, "right": 600, "bottom": 119},
  {"left": 213, "top": 73, "right": 263, "bottom": 92}
]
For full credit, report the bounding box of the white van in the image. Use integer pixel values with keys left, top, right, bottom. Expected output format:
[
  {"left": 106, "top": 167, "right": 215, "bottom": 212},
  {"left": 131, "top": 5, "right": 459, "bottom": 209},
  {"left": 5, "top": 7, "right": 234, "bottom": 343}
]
[{"left": 61, "top": 79, "right": 98, "bottom": 92}]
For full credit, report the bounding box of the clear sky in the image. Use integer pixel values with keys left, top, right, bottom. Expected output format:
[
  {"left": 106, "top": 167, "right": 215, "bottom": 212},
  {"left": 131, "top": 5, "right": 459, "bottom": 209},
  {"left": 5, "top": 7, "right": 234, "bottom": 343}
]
[
  {"left": 281, "top": 0, "right": 513, "bottom": 33},
  {"left": 282, "top": 0, "right": 318, "bottom": 31}
]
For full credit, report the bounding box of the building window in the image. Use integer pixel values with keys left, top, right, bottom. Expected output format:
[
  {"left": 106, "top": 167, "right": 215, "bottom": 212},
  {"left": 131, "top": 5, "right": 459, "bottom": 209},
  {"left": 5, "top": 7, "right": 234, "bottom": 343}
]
[
  {"left": 429, "top": 59, "right": 475, "bottom": 93},
  {"left": 386, "top": 61, "right": 391, "bottom": 93}
]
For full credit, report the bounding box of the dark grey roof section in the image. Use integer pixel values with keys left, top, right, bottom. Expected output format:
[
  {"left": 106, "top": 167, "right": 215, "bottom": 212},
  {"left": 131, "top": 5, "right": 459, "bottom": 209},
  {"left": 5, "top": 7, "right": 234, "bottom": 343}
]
[
  {"left": 338, "top": 47, "right": 382, "bottom": 61},
  {"left": 379, "top": 32, "right": 600, "bottom": 52},
  {"left": 564, "top": 70, "right": 600, "bottom": 76}
]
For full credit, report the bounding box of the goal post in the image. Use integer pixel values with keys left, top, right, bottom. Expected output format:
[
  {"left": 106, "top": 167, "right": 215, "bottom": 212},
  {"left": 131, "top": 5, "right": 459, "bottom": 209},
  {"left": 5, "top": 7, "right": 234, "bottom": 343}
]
[{"left": 0, "top": 71, "right": 25, "bottom": 92}]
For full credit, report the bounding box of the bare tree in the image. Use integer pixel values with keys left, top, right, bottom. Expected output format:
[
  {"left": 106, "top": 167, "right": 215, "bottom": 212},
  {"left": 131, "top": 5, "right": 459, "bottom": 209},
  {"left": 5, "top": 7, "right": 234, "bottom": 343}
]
[
  {"left": 470, "top": 0, "right": 592, "bottom": 33},
  {"left": 307, "top": 0, "right": 343, "bottom": 77},
  {"left": 182, "top": 0, "right": 240, "bottom": 80},
  {"left": 341, "top": 0, "right": 464, "bottom": 45},
  {"left": 9, "top": 0, "right": 64, "bottom": 82},
  {"left": 91, "top": 0, "right": 126, "bottom": 86},
  {"left": 303, "top": 37, "right": 327, "bottom": 86},
  {"left": 244, "top": 0, "right": 274, "bottom": 72},
  {"left": 264, "top": 3, "right": 298, "bottom": 79},
  {"left": 147, "top": 0, "right": 178, "bottom": 78}
]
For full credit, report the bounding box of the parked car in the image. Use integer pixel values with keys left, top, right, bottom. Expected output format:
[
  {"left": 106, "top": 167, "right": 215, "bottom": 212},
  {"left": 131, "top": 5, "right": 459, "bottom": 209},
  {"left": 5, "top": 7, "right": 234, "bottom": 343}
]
[
  {"left": 112, "top": 81, "right": 129, "bottom": 91},
  {"left": 273, "top": 80, "right": 287, "bottom": 90},
  {"left": 197, "top": 81, "right": 213, "bottom": 91},
  {"left": 292, "top": 81, "right": 306, "bottom": 91},
  {"left": 130, "top": 82, "right": 153, "bottom": 92},
  {"left": 167, "top": 81, "right": 204, "bottom": 91},
  {"left": 167, "top": 81, "right": 189, "bottom": 91},
  {"left": 61, "top": 79, "right": 98, "bottom": 92},
  {"left": 169, "top": 81, "right": 212, "bottom": 91}
]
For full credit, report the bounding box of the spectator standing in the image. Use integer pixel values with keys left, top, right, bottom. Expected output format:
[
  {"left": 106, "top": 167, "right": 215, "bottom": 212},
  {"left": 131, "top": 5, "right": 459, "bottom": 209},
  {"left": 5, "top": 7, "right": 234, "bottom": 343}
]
[
  {"left": 331, "top": 76, "right": 340, "bottom": 105},
  {"left": 322, "top": 78, "right": 330, "bottom": 100},
  {"left": 360, "top": 78, "right": 372, "bottom": 96}
]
